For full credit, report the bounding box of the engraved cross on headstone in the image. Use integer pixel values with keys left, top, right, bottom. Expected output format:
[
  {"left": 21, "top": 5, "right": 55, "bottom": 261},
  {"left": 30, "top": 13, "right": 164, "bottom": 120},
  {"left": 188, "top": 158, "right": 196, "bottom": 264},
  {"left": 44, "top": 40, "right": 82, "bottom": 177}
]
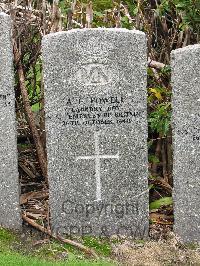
[{"left": 76, "top": 131, "right": 119, "bottom": 201}]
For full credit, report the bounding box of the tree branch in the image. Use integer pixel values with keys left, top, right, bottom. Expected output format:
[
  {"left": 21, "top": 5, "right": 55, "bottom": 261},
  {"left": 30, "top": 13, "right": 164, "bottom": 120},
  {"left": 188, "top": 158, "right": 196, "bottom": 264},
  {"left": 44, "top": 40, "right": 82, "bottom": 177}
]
[
  {"left": 13, "top": 42, "right": 48, "bottom": 183},
  {"left": 22, "top": 214, "right": 99, "bottom": 259}
]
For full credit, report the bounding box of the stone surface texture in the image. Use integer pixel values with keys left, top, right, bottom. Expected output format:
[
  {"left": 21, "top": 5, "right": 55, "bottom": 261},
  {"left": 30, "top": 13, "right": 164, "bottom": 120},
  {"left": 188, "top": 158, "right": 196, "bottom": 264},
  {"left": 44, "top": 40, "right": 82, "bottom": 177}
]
[
  {"left": 43, "top": 28, "right": 149, "bottom": 237},
  {"left": 171, "top": 44, "right": 200, "bottom": 242},
  {"left": 0, "top": 13, "right": 21, "bottom": 229}
]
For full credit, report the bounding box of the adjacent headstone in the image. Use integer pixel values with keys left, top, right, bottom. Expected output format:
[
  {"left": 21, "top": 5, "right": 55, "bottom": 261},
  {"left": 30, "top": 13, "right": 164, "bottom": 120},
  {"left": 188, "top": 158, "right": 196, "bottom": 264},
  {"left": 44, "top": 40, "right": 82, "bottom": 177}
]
[
  {"left": 0, "top": 13, "right": 21, "bottom": 229},
  {"left": 171, "top": 44, "right": 200, "bottom": 242},
  {"left": 42, "top": 29, "right": 149, "bottom": 238}
]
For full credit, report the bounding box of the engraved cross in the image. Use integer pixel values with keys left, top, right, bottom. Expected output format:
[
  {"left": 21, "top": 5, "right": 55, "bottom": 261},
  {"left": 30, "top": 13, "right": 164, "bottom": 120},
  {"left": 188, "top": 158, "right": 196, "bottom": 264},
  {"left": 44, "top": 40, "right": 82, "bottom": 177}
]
[{"left": 76, "top": 131, "right": 119, "bottom": 201}]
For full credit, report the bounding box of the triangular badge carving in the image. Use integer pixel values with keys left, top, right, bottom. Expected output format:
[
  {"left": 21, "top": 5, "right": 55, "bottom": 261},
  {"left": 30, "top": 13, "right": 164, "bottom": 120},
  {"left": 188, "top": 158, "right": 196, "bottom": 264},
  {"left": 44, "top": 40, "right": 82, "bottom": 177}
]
[
  {"left": 76, "top": 63, "right": 110, "bottom": 86},
  {"left": 89, "top": 66, "right": 108, "bottom": 84}
]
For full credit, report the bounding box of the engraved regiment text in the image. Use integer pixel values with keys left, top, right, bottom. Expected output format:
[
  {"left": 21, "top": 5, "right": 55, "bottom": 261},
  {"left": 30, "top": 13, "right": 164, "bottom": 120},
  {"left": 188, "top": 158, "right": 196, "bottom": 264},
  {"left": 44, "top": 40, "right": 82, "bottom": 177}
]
[{"left": 52, "top": 95, "right": 144, "bottom": 127}]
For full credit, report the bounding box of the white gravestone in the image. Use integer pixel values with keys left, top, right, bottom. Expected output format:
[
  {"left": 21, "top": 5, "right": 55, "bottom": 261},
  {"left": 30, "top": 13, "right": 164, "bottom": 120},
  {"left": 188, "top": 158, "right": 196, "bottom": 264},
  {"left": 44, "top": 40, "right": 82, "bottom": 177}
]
[
  {"left": 172, "top": 44, "right": 200, "bottom": 242},
  {"left": 42, "top": 29, "right": 149, "bottom": 237},
  {"left": 0, "top": 13, "right": 21, "bottom": 229}
]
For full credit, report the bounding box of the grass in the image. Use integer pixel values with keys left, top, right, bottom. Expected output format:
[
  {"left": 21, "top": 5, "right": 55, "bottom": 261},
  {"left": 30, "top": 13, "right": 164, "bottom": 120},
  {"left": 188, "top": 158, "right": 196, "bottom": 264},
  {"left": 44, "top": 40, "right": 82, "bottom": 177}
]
[
  {"left": 0, "top": 253, "right": 114, "bottom": 266},
  {"left": 83, "top": 237, "right": 112, "bottom": 257},
  {"left": 0, "top": 228, "right": 18, "bottom": 252},
  {"left": 0, "top": 228, "right": 115, "bottom": 266}
]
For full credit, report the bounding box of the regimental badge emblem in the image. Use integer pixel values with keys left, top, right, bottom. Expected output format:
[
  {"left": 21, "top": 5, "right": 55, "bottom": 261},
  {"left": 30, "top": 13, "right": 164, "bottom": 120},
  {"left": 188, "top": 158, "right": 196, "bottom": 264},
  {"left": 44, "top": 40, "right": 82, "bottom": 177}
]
[
  {"left": 68, "top": 38, "right": 119, "bottom": 89},
  {"left": 77, "top": 63, "right": 113, "bottom": 86}
]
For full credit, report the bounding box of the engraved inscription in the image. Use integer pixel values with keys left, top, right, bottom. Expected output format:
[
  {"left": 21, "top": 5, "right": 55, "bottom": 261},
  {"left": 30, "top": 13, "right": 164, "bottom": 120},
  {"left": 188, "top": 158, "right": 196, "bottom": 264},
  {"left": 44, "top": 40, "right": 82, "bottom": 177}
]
[
  {"left": 0, "top": 93, "right": 11, "bottom": 107},
  {"left": 176, "top": 125, "right": 200, "bottom": 141},
  {"left": 49, "top": 95, "right": 144, "bottom": 128}
]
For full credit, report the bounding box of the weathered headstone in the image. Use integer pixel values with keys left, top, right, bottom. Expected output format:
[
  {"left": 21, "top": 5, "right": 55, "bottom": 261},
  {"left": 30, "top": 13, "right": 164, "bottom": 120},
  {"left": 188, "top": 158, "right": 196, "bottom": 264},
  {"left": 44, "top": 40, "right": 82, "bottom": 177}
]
[
  {"left": 171, "top": 44, "right": 200, "bottom": 242},
  {"left": 0, "top": 13, "right": 21, "bottom": 229},
  {"left": 42, "top": 29, "right": 149, "bottom": 237}
]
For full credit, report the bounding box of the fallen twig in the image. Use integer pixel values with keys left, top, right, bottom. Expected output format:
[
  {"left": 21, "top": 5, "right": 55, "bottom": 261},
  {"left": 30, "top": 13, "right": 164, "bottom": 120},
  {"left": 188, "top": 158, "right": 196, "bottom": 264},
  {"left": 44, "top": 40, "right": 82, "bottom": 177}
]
[
  {"left": 152, "top": 178, "right": 172, "bottom": 193},
  {"left": 22, "top": 214, "right": 99, "bottom": 259},
  {"left": 20, "top": 190, "right": 49, "bottom": 205},
  {"left": 148, "top": 58, "right": 167, "bottom": 70},
  {"left": 19, "top": 161, "right": 36, "bottom": 180}
]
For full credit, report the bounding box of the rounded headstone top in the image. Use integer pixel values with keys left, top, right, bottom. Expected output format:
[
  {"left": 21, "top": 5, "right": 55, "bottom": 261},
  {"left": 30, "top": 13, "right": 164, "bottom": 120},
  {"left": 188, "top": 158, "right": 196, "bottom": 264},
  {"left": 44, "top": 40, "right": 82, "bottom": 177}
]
[
  {"left": 0, "top": 12, "right": 9, "bottom": 17},
  {"left": 43, "top": 28, "right": 145, "bottom": 43},
  {"left": 171, "top": 44, "right": 200, "bottom": 57},
  {"left": 0, "top": 12, "right": 11, "bottom": 25}
]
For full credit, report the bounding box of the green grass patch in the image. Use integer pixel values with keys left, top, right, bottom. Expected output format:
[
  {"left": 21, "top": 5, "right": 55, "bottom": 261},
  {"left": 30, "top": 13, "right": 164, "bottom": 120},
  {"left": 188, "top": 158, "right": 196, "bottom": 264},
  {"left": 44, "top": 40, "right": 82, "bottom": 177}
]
[
  {"left": 0, "top": 228, "right": 16, "bottom": 243},
  {"left": 0, "top": 228, "right": 18, "bottom": 252},
  {"left": 0, "top": 253, "right": 114, "bottom": 266},
  {"left": 0, "top": 228, "right": 115, "bottom": 266},
  {"left": 83, "top": 237, "right": 112, "bottom": 256}
]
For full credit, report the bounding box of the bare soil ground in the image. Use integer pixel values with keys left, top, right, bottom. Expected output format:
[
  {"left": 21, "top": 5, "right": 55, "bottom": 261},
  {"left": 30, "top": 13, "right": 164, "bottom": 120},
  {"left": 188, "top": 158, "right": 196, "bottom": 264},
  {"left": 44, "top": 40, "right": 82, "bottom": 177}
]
[{"left": 113, "top": 231, "right": 200, "bottom": 266}]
